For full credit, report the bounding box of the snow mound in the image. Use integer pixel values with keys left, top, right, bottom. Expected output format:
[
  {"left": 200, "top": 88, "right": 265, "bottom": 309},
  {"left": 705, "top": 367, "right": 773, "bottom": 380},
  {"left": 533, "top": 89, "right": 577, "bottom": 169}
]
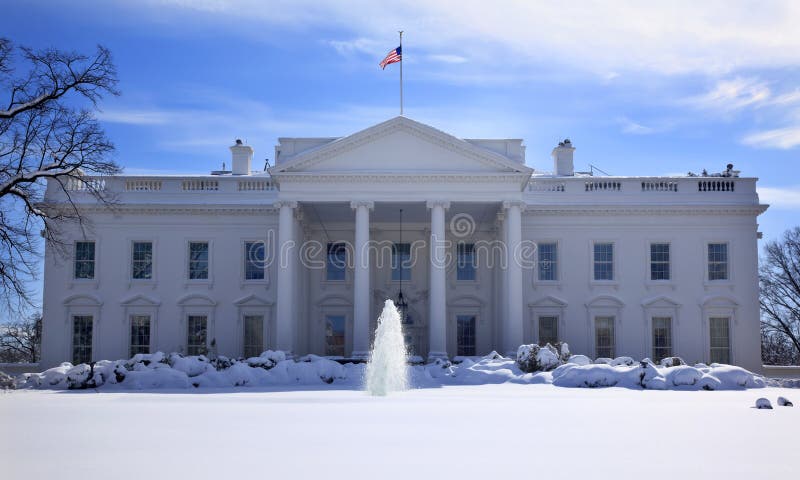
[
  {"left": 13, "top": 348, "right": 768, "bottom": 392},
  {"left": 16, "top": 351, "right": 350, "bottom": 390},
  {"left": 552, "top": 360, "right": 766, "bottom": 390},
  {"left": 755, "top": 398, "right": 773, "bottom": 409}
]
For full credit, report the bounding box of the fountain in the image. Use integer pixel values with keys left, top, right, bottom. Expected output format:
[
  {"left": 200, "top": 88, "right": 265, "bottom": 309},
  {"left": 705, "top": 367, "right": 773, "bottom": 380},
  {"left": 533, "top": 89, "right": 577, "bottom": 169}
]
[{"left": 364, "top": 299, "right": 409, "bottom": 396}]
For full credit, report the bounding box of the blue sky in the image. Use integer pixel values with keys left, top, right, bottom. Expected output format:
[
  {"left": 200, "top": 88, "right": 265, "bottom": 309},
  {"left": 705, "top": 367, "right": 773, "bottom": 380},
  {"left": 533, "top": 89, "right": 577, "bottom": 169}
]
[{"left": 2, "top": 0, "right": 800, "bottom": 311}]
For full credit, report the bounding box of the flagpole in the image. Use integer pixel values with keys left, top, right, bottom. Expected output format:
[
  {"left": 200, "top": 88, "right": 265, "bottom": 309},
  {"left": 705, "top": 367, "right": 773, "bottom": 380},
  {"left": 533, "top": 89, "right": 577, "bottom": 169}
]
[{"left": 399, "top": 30, "right": 403, "bottom": 116}]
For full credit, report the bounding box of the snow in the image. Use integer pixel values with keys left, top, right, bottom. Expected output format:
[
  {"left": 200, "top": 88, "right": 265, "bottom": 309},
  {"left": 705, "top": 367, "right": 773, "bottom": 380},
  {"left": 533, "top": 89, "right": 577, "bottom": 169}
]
[
  {"left": 1, "top": 384, "right": 798, "bottom": 480},
  {"left": 13, "top": 351, "right": 771, "bottom": 392},
  {"left": 756, "top": 397, "right": 773, "bottom": 409}
]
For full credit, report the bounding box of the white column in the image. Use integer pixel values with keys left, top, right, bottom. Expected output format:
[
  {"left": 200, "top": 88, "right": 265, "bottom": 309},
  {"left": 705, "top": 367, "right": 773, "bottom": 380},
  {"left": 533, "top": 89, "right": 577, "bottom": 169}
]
[
  {"left": 504, "top": 201, "right": 524, "bottom": 356},
  {"left": 350, "top": 201, "right": 374, "bottom": 359},
  {"left": 274, "top": 200, "right": 298, "bottom": 355},
  {"left": 496, "top": 211, "right": 506, "bottom": 354},
  {"left": 427, "top": 200, "right": 450, "bottom": 360}
]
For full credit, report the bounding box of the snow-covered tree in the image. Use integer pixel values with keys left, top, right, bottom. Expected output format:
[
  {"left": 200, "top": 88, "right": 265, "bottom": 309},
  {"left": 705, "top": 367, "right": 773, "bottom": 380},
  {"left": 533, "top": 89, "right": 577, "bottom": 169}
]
[{"left": 0, "top": 38, "right": 120, "bottom": 314}]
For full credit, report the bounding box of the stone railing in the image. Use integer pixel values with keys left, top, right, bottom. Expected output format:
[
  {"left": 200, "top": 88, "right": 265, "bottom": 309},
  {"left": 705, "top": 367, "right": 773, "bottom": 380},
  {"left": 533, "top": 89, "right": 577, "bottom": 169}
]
[
  {"left": 125, "top": 180, "right": 162, "bottom": 191},
  {"left": 524, "top": 176, "right": 758, "bottom": 204},
  {"left": 50, "top": 175, "right": 278, "bottom": 200}
]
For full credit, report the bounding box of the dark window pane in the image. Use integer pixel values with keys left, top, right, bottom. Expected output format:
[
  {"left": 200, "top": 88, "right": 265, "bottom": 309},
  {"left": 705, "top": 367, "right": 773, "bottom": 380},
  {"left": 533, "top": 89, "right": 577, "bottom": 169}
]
[
  {"left": 325, "top": 315, "right": 346, "bottom": 357},
  {"left": 457, "top": 243, "right": 476, "bottom": 281},
  {"left": 243, "top": 315, "right": 265, "bottom": 358},
  {"left": 72, "top": 315, "right": 93, "bottom": 364},
  {"left": 649, "top": 243, "right": 670, "bottom": 281},
  {"left": 74, "top": 242, "right": 95, "bottom": 279},
  {"left": 595, "top": 316, "right": 615, "bottom": 358},
  {"left": 132, "top": 242, "right": 153, "bottom": 280},
  {"left": 130, "top": 315, "right": 151, "bottom": 356},
  {"left": 189, "top": 242, "right": 209, "bottom": 280},
  {"left": 457, "top": 315, "right": 476, "bottom": 356},
  {"left": 652, "top": 316, "right": 672, "bottom": 362},
  {"left": 593, "top": 243, "right": 614, "bottom": 281},
  {"left": 244, "top": 241, "right": 266, "bottom": 280},
  {"left": 392, "top": 243, "right": 411, "bottom": 281},
  {"left": 187, "top": 315, "right": 207, "bottom": 355},
  {"left": 538, "top": 316, "right": 558, "bottom": 346},
  {"left": 538, "top": 243, "right": 558, "bottom": 281},
  {"left": 326, "top": 243, "right": 347, "bottom": 281}
]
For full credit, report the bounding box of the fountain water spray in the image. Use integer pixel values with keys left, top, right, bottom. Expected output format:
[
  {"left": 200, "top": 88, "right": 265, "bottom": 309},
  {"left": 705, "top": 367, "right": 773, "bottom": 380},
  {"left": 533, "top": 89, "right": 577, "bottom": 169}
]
[{"left": 365, "top": 299, "right": 409, "bottom": 396}]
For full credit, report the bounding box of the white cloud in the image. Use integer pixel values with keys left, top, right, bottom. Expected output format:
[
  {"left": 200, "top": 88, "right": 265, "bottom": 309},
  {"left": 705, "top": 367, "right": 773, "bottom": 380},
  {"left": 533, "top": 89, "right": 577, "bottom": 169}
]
[
  {"left": 97, "top": 109, "right": 175, "bottom": 125},
  {"left": 742, "top": 126, "right": 800, "bottom": 149},
  {"left": 758, "top": 186, "right": 800, "bottom": 208},
  {"left": 143, "top": 0, "right": 800, "bottom": 76},
  {"left": 427, "top": 54, "right": 468, "bottom": 64},
  {"left": 684, "top": 77, "right": 771, "bottom": 112},
  {"left": 618, "top": 117, "right": 655, "bottom": 135}
]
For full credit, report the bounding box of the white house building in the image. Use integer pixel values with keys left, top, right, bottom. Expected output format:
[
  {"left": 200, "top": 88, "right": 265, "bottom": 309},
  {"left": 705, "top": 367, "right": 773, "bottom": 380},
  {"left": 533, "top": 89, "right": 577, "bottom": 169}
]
[{"left": 40, "top": 116, "right": 768, "bottom": 371}]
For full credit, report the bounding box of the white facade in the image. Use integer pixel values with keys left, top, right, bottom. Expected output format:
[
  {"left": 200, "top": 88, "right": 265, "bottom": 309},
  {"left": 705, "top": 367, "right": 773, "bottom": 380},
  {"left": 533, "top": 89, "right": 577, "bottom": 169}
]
[{"left": 40, "top": 116, "right": 768, "bottom": 371}]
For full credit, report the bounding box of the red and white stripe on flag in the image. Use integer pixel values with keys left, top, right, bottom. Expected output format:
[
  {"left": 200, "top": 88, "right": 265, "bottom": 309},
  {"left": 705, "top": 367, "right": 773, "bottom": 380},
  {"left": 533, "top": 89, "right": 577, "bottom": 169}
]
[{"left": 379, "top": 46, "right": 402, "bottom": 69}]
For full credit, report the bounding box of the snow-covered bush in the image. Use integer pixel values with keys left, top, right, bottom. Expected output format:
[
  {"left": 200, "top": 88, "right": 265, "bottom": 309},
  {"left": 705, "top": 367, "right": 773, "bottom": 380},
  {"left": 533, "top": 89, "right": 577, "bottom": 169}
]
[
  {"left": 245, "top": 350, "right": 286, "bottom": 370},
  {"left": 756, "top": 398, "right": 773, "bottom": 409},
  {"left": 610, "top": 356, "right": 635, "bottom": 367},
  {"left": 567, "top": 354, "right": 591, "bottom": 366},
  {"left": 659, "top": 357, "right": 686, "bottom": 368},
  {"left": 516, "top": 343, "right": 568, "bottom": 373},
  {"left": 0, "top": 371, "right": 15, "bottom": 389}
]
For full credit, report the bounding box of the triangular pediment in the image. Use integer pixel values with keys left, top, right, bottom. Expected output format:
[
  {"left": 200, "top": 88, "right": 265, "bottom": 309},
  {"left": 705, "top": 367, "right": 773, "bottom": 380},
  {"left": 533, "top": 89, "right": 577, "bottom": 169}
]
[{"left": 270, "top": 116, "right": 532, "bottom": 176}]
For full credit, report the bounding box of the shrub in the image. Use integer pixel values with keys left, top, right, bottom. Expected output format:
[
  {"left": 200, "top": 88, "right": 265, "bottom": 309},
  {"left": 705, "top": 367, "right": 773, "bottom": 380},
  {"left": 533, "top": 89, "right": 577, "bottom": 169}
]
[{"left": 516, "top": 343, "right": 563, "bottom": 373}]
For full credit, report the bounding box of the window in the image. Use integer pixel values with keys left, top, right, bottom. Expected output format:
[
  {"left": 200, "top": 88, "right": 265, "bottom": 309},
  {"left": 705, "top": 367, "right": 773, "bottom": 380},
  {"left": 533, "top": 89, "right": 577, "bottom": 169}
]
[
  {"left": 537, "top": 242, "right": 558, "bottom": 281},
  {"left": 595, "top": 316, "right": 615, "bottom": 359},
  {"left": 188, "top": 242, "right": 209, "bottom": 280},
  {"left": 652, "top": 316, "right": 672, "bottom": 362},
  {"left": 244, "top": 241, "right": 265, "bottom": 280},
  {"left": 391, "top": 243, "right": 411, "bottom": 281},
  {"left": 709, "top": 317, "right": 731, "bottom": 364},
  {"left": 187, "top": 315, "right": 207, "bottom": 356},
  {"left": 650, "top": 243, "right": 670, "bottom": 281},
  {"left": 326, "top": 242, "right": 347, "bottom": 281},
  {"left": 708, "top": 243, "right": 728, "bottom": 281},
  {"left": 456, "top": 243, "right": 476, "bottom": 281},
  {"left": 243, "top": 314, "right": 264, "bottom": 358},
  {"left": 74, "top": 241, "right": 96, "bottom": 279},
  {"left": 593, "top": 242, "right": 614, "bottom": 281},
  {"left": 132, "top": 242, "right": 153, "bottom": 280},
  {"left": 538, "top": 316, "right": 559, "bottom": 346},
  {"left": 325, "top": 314, "right": 346, "bottom": 357},
  {"left": 72, "top": 315, "right": 93, "bottom": 364},
  {"left": 129, "top": 315, "right": 151, "bottom": 357},
  {"left": 456, "top": 315, "right": 476, "bottom": 356}
]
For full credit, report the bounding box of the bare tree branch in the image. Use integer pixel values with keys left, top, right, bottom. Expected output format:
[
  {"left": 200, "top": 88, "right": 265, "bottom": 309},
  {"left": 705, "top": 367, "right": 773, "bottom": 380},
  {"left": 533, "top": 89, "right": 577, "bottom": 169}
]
[
  {"left": 0, "top": 311, "right": 41, "bottom": 362},
  {"left": 760, "top": 226, "right": 800, "bottom": 364},
  {"left": 0, "top": 38, "right": 119, "bottom": 316}
]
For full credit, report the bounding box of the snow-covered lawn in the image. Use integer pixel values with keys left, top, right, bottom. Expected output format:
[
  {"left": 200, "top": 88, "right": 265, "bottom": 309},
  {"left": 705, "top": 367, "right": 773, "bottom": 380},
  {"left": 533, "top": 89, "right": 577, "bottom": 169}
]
[{"left": 1, "top": 384, "right": 797, "bottom": 480}]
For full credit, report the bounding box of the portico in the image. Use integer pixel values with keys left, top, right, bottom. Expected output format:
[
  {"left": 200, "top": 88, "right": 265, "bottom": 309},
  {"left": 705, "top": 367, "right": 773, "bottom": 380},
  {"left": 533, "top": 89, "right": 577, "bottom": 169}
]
[{"left": 268, "top": 116, "right": 532, "bottom": 359}]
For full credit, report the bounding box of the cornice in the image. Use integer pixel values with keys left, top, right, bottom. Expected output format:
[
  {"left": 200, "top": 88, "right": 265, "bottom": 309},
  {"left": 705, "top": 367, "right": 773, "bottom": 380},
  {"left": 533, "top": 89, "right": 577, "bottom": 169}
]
[{"left": 272, "top": 172, "right": 530, "bottom": 184}]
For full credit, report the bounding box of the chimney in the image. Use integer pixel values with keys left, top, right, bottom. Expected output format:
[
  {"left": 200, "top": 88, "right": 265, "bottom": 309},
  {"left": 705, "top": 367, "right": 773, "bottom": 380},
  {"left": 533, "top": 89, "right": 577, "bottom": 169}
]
[
  {"left": 551, "top": 139, "right": 575, "bottom": 176},
  {"left": 230, "top": 139, "right": 254, "bottom": 175}
]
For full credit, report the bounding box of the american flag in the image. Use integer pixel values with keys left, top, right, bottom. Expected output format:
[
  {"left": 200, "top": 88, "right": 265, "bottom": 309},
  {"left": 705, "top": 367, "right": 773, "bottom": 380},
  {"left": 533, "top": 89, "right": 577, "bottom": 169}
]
[{"left": 379, "top": 46, "right": 402, "bottom": 69}]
